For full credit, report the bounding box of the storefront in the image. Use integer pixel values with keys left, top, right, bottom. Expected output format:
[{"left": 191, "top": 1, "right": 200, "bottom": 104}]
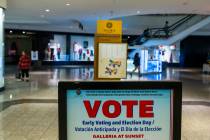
[
  {"left": 127, "top": 43, "right": 180, "bottom": 74},
  {"left": 140, "top": 48, "right": 162, "bottom": 74},
  {"left": 4, "top": 31, "right": 95, "bottom": 65},
  {"left": 45, "top": 34, "right": 67, "bottom": 61},
  {"left": 159, "top": 44, "right": 180, "bottom": 64},
  {"left": 0, "top": 1, "right": 6, "bottom": 89},
  {"left": 42, "top": 34, "right": 94, "bottom": 63},
  {"left": 70, "top": 35, "right": 94, "bottom": 62},
  {"left": 5, "top": 31, "right": 95, "bottom": 65},
  {"left": 127, "top": 47, "right": 162, "bottom": 74}
]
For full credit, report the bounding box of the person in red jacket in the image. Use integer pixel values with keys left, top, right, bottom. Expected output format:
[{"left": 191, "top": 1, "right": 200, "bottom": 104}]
[{"left": 18, "top": 51, "right": 31, "bottom": 81}]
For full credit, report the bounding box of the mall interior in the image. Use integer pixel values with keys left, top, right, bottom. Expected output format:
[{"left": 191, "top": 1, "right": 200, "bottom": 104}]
[{"left": 0, "top": 0, "right": 210, "bottom": 140}]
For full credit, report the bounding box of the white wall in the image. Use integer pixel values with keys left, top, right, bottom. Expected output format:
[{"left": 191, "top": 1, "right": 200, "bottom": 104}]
[
  {"left": 48, "top": 34, "right": 67, "bottom": 61},
  {"left": 54, "top": 34, "right": 67, "bottom": 55}
]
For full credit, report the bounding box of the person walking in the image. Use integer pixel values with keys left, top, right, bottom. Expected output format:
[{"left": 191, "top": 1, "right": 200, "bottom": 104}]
[
  {"left": 164, "top": 21, "right": 169, "bottom": 38},
  {"left": 130, "top": 52, "right": 141, "bottom": 77},
  {"left": 18, "top": 51, "right": 31, "bottom": 82}
]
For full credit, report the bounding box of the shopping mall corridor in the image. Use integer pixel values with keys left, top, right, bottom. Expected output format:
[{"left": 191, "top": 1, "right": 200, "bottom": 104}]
[{"left": 0, "top": 65, "right": 210, "bottom": 140}]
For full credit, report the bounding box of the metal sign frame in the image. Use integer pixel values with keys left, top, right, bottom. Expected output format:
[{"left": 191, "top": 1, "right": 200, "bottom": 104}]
[{"left": 58, "top": 81, "right": 182, "bottom": 140}]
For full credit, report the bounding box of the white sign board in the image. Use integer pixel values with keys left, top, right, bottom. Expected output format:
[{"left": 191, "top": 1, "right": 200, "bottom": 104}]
[{"left": 98, "top": 43, "right": 127, "bottom": 79}]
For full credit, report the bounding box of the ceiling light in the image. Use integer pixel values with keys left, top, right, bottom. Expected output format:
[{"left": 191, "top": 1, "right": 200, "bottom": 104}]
[
  {"left": 22, "top": 31, "right": 26, "bottom": 34},
  {"left": 9, "top": 94, "right": 13, "bottom": 99},
  {"left": 66, "top": 3, "right": 70, "bottom": 6},
  {"left": 9, "top": 30, "right": 13, "bottom": 33},
  {"left": 137, "top": 11, "right": 140, "bottom": 14},
  {"left": 45, "top": 9, "right": 50, "bottom": 12},
  {"left": 128, "top": 36, "right": 130, "bottom": 39}
]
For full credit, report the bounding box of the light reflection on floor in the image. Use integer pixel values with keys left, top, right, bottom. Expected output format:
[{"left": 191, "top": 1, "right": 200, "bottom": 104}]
[{"left": 2, "top": 66, "right": 210, "bottom": 102}]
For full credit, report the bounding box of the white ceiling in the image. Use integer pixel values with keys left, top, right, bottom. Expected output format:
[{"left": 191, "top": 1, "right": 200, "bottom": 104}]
[
  {"left": 0, "top": 0, "right": 6, "bottom": 9},
  {"left": 4, "top": 0, "right": 210, "bottom": 34}
]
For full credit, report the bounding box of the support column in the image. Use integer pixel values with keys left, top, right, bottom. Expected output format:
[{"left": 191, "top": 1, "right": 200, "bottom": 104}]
[{"left": 0, "top": 0, "right": 6, "bottom": 90}]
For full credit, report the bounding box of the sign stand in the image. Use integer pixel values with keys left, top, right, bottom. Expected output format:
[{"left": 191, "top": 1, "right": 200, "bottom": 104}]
[{"left": 94, "top": 20, "right": 123, "bottom": 80}]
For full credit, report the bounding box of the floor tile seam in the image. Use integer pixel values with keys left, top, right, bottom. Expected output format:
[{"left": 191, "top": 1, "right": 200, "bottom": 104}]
[
  {"left": 0, "top": 99, "right": 58, "bottom": 112},
  {"left": 182, "top": 101, "right": 210, "bottom": 107},
  {"left": 1, "top": 99, "right": 210, "bottom": 113},
  {"left": 39, "top": 118, "right": 57, "bottom": 140}
]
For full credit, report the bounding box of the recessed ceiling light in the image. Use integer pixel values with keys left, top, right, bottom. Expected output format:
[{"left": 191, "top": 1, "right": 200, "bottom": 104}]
[
  {"left": 9, "top": 94, "right": 13, "bottom": 99},
  {"left": 45, "top": 9, "right": 50, "bottom": 12},
  {"left": 66, "top": 3, "right": 70, "bottom": 6},
  {"left": 137, "top": 11, "right": 140, "bottom": 14}
]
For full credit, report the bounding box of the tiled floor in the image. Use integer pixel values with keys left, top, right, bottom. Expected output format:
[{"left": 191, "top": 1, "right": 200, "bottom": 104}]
[
  {"left": 0, "top": 103, "right": 58, "bottom": 140},
  {"left": 182, "top": 105, "right": 210, "bottom": 140},
  {"left": 0, "top": 66, "right": 210, "bottom": 140}
]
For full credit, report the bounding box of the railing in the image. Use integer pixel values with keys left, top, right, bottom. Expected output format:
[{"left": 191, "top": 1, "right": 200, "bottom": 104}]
[
  {"left": 148, "top": 15, "right": 195, "bottom": 38},
  {"left": 172, "top": 15, "right": 207, "bottom": 35},
  {"left": 131, "top": 14, "right": 208, "bottom": 45}
]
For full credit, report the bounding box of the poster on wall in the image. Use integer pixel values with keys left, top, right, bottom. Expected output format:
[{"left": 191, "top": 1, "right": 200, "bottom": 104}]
[
  {"left": 58, "top": 81, "right": 182, "bottom": 140},
  {"left": 98, "top": 43, "right": 127, "bottom": 79},
  {"left": 31, "top": 51, "right": 38, "bottom": 61}
]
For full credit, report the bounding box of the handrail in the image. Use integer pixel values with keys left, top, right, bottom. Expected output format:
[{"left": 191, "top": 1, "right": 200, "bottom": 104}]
[
  {"left": 152, "top": 15, "right": 195, "bottom": 36},
  {"left": 169, "top": 15, "right": 195, "bottom": 30},
  {"left": 147, "top": 15, "right": 195, "bottom": 32},
  {"left": 130, "top": 14, "right": 205, "bottom": 46},
  {"left": 169, "top": 15, "right": 195, "bottom": 31}
]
